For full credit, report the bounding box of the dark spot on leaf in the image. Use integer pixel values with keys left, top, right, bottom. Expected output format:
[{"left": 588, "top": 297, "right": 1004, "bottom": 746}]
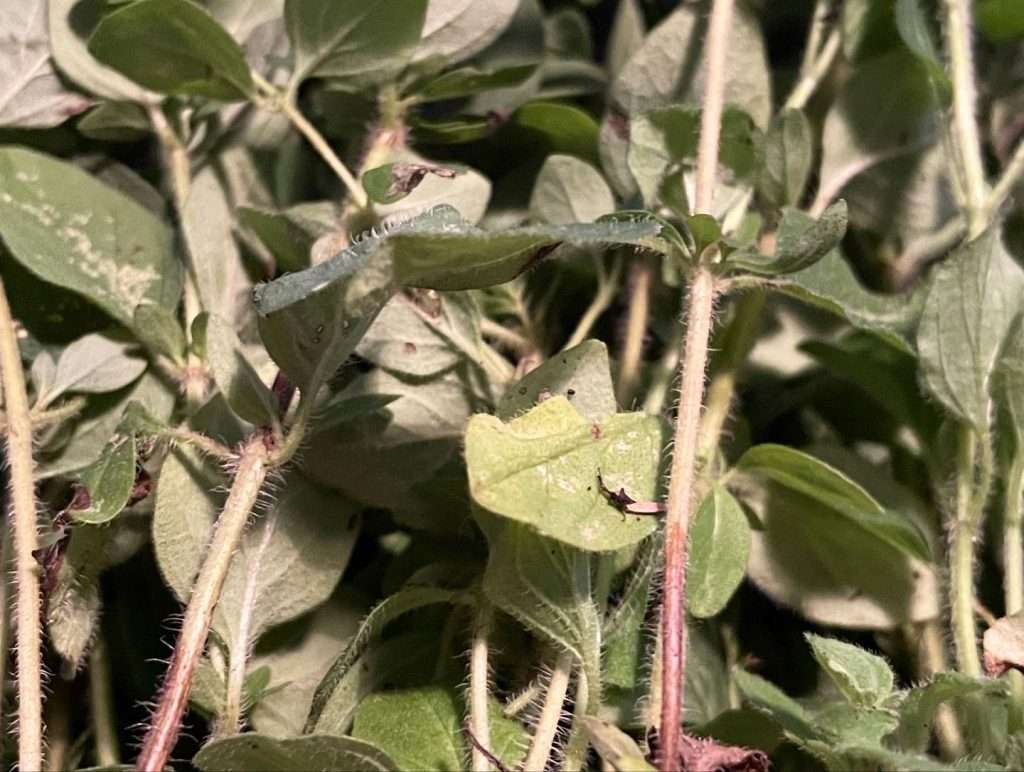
[
  {"left": 567, "top": 388, "right": 576, "bottom": 397},
  {"left": 525, "top": 242, "right": 561, "bottom": 271},
  {"left": 404, "top": 341, "right": 417, "bottom": 354},
  {"left": 591, "top": 423, "right": 602, "bottom": 439},
  {"left": 518, "top": 386, "right": 527, "bottom": 395}
]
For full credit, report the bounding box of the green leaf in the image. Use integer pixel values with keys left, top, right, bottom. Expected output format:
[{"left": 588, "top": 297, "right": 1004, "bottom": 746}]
[
  {"left": 894, "top": 0, "right": 952, "bottom": 99},
  {"left": 806, "top": 634, "right": 895, "bottom": 708},
  {"left": 687, "top": 485, "right": 750, "bottom": 618},
  {"left": 356, "top": 292, "right": 488, "bottom": 380},
  {"left": 726, "top": 202, "right": 848, "bottom": 276},
  {"left": 896, "top": 673, "right": 1007, "bottom": 752},
  {"left": 610, "top": 2, "right": 771, "bottom": 127},
  {"left": 603, "top": 536, "right": 657, "bottom": 689},
  {"left": 286, "top": 0, "right": 427, "bottom": 89},
  {"left": 72, "top": 433, "right": 136, "bottom": 524},
  {"left": 306, "top": 586, "right": 468, "bottom": 732},
  {"left": 369, "top": 152, "right": 491, "bottom": 227},
  {"left": 206, "top": 314, "right": 278, "bottom": 427},
  {"left": 362, "top": 162, "right": 461, "bottom": 205},
  {"left": 132, "top": 303, "right": 186, "bottom": 363},
  {"left": 43, "top": 333, "right": 146, "bottom": 407},
  {"left": 182, "top": 167, "right": 251, "bottom": 326},
  {"left": 734, "top": 669, "right": 819, "bottom": 741},
  {"left": 194, "top": 734, "right": 397, "bottom": 771},
  {"left": 351, "top": 687, "right": 465, "bottom": 772},
  {"left": 917, "top": 228, "right": 1024, "bottom": 431},
  {"left": 412, "top": 0, "right": 520, "bottom": 67},
  {"left": 816, "top": 50, "right": 937, "bottom": 211},
  {"left": 758, "top": 109, "right": 814, "bottom": 208},
  {"left": 607, "top": 0, "right": 646, "bottom": 78},
  {"left": 77, "top": 102, "right": 151, "bottom": 142},
  {"left": 507, "top": 101, "right": 601, "bottom": 164},
  {"left": 0, "top": 147, "right": 181, "bottom": 331},
  {"left": 582, "top": 717, "right": 656, "bottom": 772},
  {"left": 529, "top": 154, "right": 615, "bottom": 225},
  {"left": 480, "top": 517, "right": 602, "bottom": 690},
  {"left": 497, "top": 339, "right": 617, "bottom": 422},
  {"left": 313, "top": 393, "right": 400, "bottom": 434},
  {"left": 48, "top": 0, "right": 154, "bottom": 103},
  {"left": 977, "top": 0, "right": 1024, "bottom": 41},
  {"left": 736, "top": 444, "right": 929, "bottom": 561},
  {"left": 769, "top": 249, "right": 925, "bottom": 354},
  {"left": 467, "top": 397, "right": 664, "bottom": 551},
  {"left": 88, "top": 0, "right": 254, "bottom": 100},
  {"left": 238, "top": 202, "right": 338, "bottom": 274},
  {"left": 414, "top": 64, "right": 537, "bottom": 101},
  {"left": 0, "top": 0, "right": 93, "bottom": 128},
  {"left": 996, "top": 317, "right": 1024, "bottom": 450}
]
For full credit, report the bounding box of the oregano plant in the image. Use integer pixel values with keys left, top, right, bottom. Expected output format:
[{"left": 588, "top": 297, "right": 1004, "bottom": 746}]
[{"left": 2, "top": 0, "right": 1024, "bottom": 770}]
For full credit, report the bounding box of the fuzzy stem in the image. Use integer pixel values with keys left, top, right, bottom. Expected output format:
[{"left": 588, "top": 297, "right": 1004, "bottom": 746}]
[
  {"left": 469, "top": 604, "right": 494, "bottom": 772},
  {"left": 136, "top": 439, "right": 269, "bottom": 772},
  {"left": 0, "top": 275, "right": 44, "bottom": 772},
  {"left": 251, "top": 72, "right": 368, "bottom": 210},
  {"left": 523, "top": 651, "right": 574, "bottom": 772},
  {"left": 918, "top": 620, "right": 965, "bottom": 759},
  {"left": 617, "top": 258, "right": 653, "bottom": 408},
  {"left": 1004, "top": 450, "right": 1024, "bottom": 728},
  {"left": 562, "top": 668, "right": 592, "bottom": 772},
  {"left": 785, "top": 27, "right": 840, "bottom": 111},
  {"left": 45, "top": 678, "right": 70, "bottom": 772},
  {"left": 942, "top": 0, "right": 988, "bottom": 236},
  {"left": 564, "top": 255, "right": 623, "bottom": 351},
  {"left": 90, "top": 636, "right": 121, "bottom": 767},
  {"left": 642, "top": 324, "right": 683, "bottom": 416},
  {"left": 693, "top": 0, "right": 735, "bottom": 215},
  {"left": 950, "top": 426, "right": 983, "bottom": 677},
  {"left": 0, "top": 507, "right": 11, "bottom": 725},
  {"left": 989, "top": 139, "right": 1024, "bottom": 217}
]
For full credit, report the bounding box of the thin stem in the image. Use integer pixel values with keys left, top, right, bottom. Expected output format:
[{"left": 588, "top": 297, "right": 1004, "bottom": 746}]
[
  {"left": 0, "top": 275, "right": 44, "bottom": 772},
  {"left": 988, "top": 139, "right": 1024, "bottom": 216},
  {"left": 693, "top": 0, "right": 736, "bottom": 215},
  {"left": 617, "top": 258, "right": 653, "bottom": 408},
  {"left": 251, "top": 72, "right": 368, "bottom": 210},
  {"left": 786, "top": 27, "right": 841, "bottom": 111},
  {"left": 562, "top": 668, "right": 591, "bottom": 772},
  {"left": 45, "top": 678, "right": 70, "bottom": 772},
  {"left": 563, "top": 255, "right": 623, "bottom": 351},
  {"left": 480, "top": 319, "right": 532, "bottom": 357},
  {"left": 503, "top": 680, "right": 543, "bottom": 718},
  {"left": 642, "top": 324, "right": 683, "bottom": 416},
  {"left": 917, "top": 620, "right": 965, "bottom": 759},
  {"left": 950, "top": 425, "right": 982, "bottom": 676},
  {"left": 523, "top": 651, "right": 574, "bottom": 772},
  {"left": 942, "top": 0, "right": 988, "bottom": 236},
  {"left": 136, "top": 439, "right": 269, "bottom": 772},
  {"left": 164, "top": 428, "right": 235, "bottom": 461},
  {"left": 797, "top": 0, "right": 832, "bottom": 80},
  {"left": 469, "top": 604, "right": 494, "bottom": 772},
  {"left": 90, "top": 636, "right": 121, "bottom": 767}
]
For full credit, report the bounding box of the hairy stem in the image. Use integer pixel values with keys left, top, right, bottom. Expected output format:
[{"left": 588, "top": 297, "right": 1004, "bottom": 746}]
[
  {"left": 1004, "top": 451, "right": 1024, "bottom": 728},
  {"left": 659, "top": 1, "right": 734, "bottom": 765},
  {"left": 45, "top": 678, "right": 70, "bottom": 772},
  {"left": 564, "top": 255, "right": 623, "bottom": 351},
  {"left": 523, "top": 651, "right": 574, "bottom": 772},
  {"left": 950, "top": 426, "right": 983, "bottom": 676},
  {"left": 989, "top": 139, "right": 1024, "bottom": 216},
  {"left": 562, "top": 669, "right": 592, "bottom": 772},
  {"left": 90, "top": 636, "right": 121, "bottom": 767},
  {"left": 136, "top": 439, "right": 269, "bottom": 771},
  {"left": 942, "top": 0, "right": 988, "bottom": 236},
  {"left": 469, "top": 604, "right": 494, "bottom": 772},
  {"left": 917, "top": 620, "right": 965, "bottom": 759},
  {"left": 0, "top": 275, "right": 44, "bottom": 772},
  {"left": 617, "top": 258, "right": 653, "bottom": 407},
  {"left": 252, "top": 72, "right": 367, "bottom": 209}
]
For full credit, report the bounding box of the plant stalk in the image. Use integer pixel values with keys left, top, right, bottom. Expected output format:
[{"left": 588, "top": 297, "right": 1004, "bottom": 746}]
[
  {"left": 617, "top": 258, "right": 653, "bottom": 407},
  {"left": 658, "top": 0, "right": 733, "bottom": 766},
  {"left": 989, "top": 139, "right": 1024, "bottom": 217},
  {"left": 942, "top": 0, "right": 988, "bottom": 236},
  {"left": 90, "top": 636, "right": 122, "bottom": 767},
  {"left": 950, "top": 426, "right": 984, "bottom": 676},
  {"left": 136, "top": 439, "right": 269, "bottom": 771},
  {"left": 0, "top": 274, "right": 44, "bottom": 772},
  {"left": 469, "top": 604, "right": 494, "bottom": 772},
  {"left": 523, "top": 651, "right": 575, "bottom": 772}
]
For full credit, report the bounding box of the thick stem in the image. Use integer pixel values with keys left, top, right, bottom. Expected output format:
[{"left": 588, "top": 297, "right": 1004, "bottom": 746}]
[
  {"left": 693, "top": 0, "right": 736, "bottom": 215},
  {"left": 0, "top": 275, "right": 44, "bottom": 772},
  {"left": 90, "top": 636, "right": 121, "bottom": 767},
  {"left": 523, "top": 651, "right": 574, "bottom": 772},
  {"left": 617, "top": 258, "right": 653, "bottom": 407},
  {"left": 950, "top": 426, "right": 982, "bottom": 677},
  {"left": 136, "top": 440, "right": 269, "bottom": 772},
  {"left": 469, "top": 604, "right": 494, "bottom": 772},
  {"left": 659, "top": 268, "right": 716, "bottom": 769},
  {"left": 942, "top": 0, "right": 988, "bottom": 236}
]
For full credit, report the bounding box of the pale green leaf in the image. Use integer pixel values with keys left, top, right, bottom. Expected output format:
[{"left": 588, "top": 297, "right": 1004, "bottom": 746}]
[
  {"left": 194, "top": 734, "right": 397, "bottom": 771},
  {"left": 497, "top": 339, "right": 617, "bottom": 422},
  {"left": 72, "top": 433, "right": 136, "bottom": 524},
  {"left": 734, "top": 669, "right": 818, "bottom": 741},
  {"left": 917, "top": 228, "right": 1024, "bottom": 431},
  {"left": 206, "top": 314, "right": 278, "bottom": 426},
  {"left": 896, "top": 673, "right": 1007, "bottom": 752},
  {"left": 286, "top": 0, "right": 427, "bottom": 88},
  {"left": 582, "top": 717, "right": 656, "bottom": 772},
  {"left": 806, "top": 634, "right": 895, "bottom": 708},
  {"left": 0, "top": 147, "right": 181, "bottom": 330},
  {"left": 606, "top": 0, "right": 645, "bottom": 78},
  {"left": 46, "top": 333, "right": 147, "bottom": 406},
  {"left": 132, "top": 303, "right": 186, "bottom": 362},
  {"left": 529, "top": 154, "right": 615, "bottom": 225},
  {"left": 238, "top": 201, "right": 337, "bottom": 274},
  {"left": 413, "top": 0, "right": 520, "bottom": 66},
  {"left": 758, "top": 109, "right": 814, "bottom": 208},
  {"left": 688, "top": 485, "right": 750, "bottom": 618},
  {"left": 467, "top": 397, "right": 663, "bottom": 551},
  {"left": 727, "top": 202, "right": 848, "bottom": 276}
]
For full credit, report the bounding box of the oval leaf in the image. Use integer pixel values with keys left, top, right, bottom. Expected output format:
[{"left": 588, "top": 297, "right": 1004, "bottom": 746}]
[{"left": 688, "top": 485, "right": 751, "bottom": 618}]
